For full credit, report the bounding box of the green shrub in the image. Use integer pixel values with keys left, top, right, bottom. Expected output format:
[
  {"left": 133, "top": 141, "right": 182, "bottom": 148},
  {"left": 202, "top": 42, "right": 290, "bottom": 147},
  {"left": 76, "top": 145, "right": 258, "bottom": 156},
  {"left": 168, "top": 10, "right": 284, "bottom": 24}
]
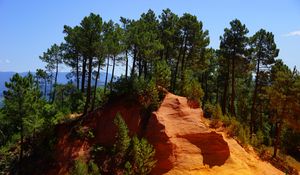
[
  {"left": 112, "top": 76, "right": 160, "bottom": 110},
  {"left": 251, "top": 129, "right": 264, "bottom": 147},
  {"left": 180, "top": 70, "right": 204, "bottom": 105},
  {"left": 111, "top": 114, "right": 156, "bottom": 175},
  {"left": 88, "top": 160, "right": 100, "bottom": 175},
  {"left": 111, "top": 76, "right": 135, "bottom": 95},
  {"left": 114, "top": 113, "right": 131, "bottom": 156},
  {"left": 124, "top": 161, "right": 133, "bottom": 175},
  {"left": 70, "top": 158, "right": 100, "bottom": 175},
  {"left": 204, "top": 103, "right": 215, "bottom": 118},
  {"left": 204, "top": 103, "right": 223, "bottom": 120},
  {"left": 130, "top": 136, "right": 157, "bottom": 175},
  {"left": 71, "top": 158, "right": 88, "bottom": 175},
  {"left": 52, "top": 111, "right": 68, "bottom": 125},
  {"left": 69, "top": 91, "right": 85, "bottom": 113},
  {"left": 227, "top": 118, "right": 240, "bottom": 137},
  {"left": 134, "top": 78, "right": 159, "bottom": 110},
  {"left": 73, "top": 126, "right": 95, "bottom": 140},
  {"left": 94, "top": 88, "right": 109, "bottom": 108},
  {"left": 237, "top": 125, "right": 251, "bottom": 145},
  {"left": 220, "top": 114, "right": 231, "bottom": 126},
  {"left": 153, "top": 60, "right": 171, "bottom": 89},
  {"left": 213, "top": 104, "right": 223, "bottom": 120}
]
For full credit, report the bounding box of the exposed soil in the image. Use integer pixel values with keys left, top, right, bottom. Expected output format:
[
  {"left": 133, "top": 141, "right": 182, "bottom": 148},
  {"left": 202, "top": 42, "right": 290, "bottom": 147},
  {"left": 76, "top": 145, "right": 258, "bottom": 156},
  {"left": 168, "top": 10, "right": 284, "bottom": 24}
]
[{"left": 42, "top": 93, "right": 284, "bottom": 175}]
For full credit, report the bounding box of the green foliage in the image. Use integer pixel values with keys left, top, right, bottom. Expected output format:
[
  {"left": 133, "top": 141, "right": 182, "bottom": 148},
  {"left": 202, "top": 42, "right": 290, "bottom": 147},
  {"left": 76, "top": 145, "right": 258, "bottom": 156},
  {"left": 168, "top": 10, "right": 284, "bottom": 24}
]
[
  {"left": 88, "top": 160, "right": 100, "bottom": 175},
  {"left": 73, "top": 126, "right": 95, "bottom": 140},
  {"left": 41, "top": 103, "right": 69, "bottom": 125},
  {"left": 71, "top": 158, "right": 88, "bottom": 175},
  {"left": 112, "top": 76, "right": 160, "bottom": 110},
  {"left": 153, "top": 60, "right": 171, "bottom": 89},
  {"left": 53, "top": 83, "right": 81, "bottom": 112},
  {"left": 180, "top": 70, "right": 204, "bottom": 105},
  {"left": 204, "top": 103, "right": 222, "bottom": 120},
  {"left": 103, "top": 114, "right": 156, "bottom": 175},
  {"left": 70, "top": 158, "right": 101, "bottom": 175},
  {"left": 114, "top": 113, "right": 131, "bottom": 156},
  {"left": 2, "top": 9, "right": 300, "bottom": 174},
  {"left": 94, "top": 87, "right": 109, "bottom": 108},
  {"left": 226, "top": 117, "right": 241, "bottom": 137},
  {"left": 251, "top": 130, "right": 264, "bottom": 147},
  {"left": 130, "top": 136, "right": 157, "bottom": 175},
  {"left": 124, "top": 161, "right": 133, "bottom": 175},
  {"left": 134, "top": 78, "right": 159, "bottom": 110},
  {"left": 213, "top": 104, "right": 223, "bottom": 120},
  {"left": 69, "top": 90, "right": 85, "bottom": 112}
]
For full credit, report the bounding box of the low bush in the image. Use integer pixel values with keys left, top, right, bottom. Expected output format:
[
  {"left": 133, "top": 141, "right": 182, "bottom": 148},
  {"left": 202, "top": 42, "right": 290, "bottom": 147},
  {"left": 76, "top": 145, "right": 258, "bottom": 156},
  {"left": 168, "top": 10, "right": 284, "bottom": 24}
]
[
  {"left": 94, "top": 88, "right": 109, "bottom": 108},
  {"left": 71, "top": 157, "right": 100, "bottom": 175},
  {"left": 112, "top": 76, "right": 160, "bottom": 111},
  {"left": 95, "top": 113, "right": 156, "bottom": 175},
  {"left": 153, "top": 60, "right": 171, "bottom": 90},
  {"left": 179, "top": 70, "right": 204, "bottom": 106}
]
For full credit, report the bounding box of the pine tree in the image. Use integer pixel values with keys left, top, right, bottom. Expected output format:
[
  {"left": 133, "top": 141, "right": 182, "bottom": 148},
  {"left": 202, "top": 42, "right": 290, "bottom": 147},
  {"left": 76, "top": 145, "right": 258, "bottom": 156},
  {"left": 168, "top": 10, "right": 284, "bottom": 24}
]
[
  {"left": 39, "top": 44, "right": 63, "bottom": 102},
  {"left": 220, "top": 19, "right": 249, "bottom": 116},
  {"left": 250, "top": 29, "right": 279, "bottom": 135},
  {"left": 114, "top": 113, "right": 131, "bottom": 156},
  {"left": 3, "top": 73, "right": 42, "bottom": 173}
]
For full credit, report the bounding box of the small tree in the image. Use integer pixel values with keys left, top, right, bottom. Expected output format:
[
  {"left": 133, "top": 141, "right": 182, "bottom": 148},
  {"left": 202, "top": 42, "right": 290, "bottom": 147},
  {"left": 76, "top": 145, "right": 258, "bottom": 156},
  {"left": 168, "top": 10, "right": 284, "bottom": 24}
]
[
  {"left": 114, "top": 113, "right": 131, "bottom": 157},
  {"left": 71, "top": 158, "right": 88, "bottom": 175},
  {"left": 39, "top": 44, "right": 63, "bottom": 102},
  {"left": 131, "top": 136, "right": 156, "bottom": 175},
  {"left": 3, "top": 73, "right": 42, "bottom": 173},
  {"left": 180, "top": 70, "right": 204, "bottom": 105},
  {"left": 153, "top": 60, "right": 171, "bottom": 89}
]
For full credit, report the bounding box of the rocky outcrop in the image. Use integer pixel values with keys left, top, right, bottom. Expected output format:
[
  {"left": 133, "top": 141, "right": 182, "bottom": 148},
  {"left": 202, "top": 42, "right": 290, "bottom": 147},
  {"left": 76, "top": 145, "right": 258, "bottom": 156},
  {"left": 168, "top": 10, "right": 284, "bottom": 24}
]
[
  {"left": 145, "top": 93, "right": 283, "bottom": 175},
  {"left": 49, "top": 93, "right": 284, "bottom": 175}
]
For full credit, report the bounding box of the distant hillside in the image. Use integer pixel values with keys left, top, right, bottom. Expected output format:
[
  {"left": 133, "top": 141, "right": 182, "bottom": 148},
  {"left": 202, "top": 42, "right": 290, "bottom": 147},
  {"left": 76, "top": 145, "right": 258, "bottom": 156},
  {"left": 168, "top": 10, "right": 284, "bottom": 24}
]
[{"left": 0, "top": 71, "right": 111, "bottom": 97}]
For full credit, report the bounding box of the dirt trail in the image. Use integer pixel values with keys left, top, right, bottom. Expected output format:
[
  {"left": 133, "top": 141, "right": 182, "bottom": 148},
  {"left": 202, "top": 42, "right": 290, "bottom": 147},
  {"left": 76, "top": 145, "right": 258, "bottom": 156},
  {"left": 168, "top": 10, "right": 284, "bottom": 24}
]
[{"left": 146, "top": 93, "right": 284, "bottom": 175}]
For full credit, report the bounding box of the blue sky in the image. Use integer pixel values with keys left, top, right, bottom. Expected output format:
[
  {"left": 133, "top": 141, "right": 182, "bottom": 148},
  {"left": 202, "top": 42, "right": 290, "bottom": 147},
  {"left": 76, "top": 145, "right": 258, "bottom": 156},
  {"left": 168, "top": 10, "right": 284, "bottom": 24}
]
[{"left": 0, "top": 0, "right": 300, "bottom": 74}]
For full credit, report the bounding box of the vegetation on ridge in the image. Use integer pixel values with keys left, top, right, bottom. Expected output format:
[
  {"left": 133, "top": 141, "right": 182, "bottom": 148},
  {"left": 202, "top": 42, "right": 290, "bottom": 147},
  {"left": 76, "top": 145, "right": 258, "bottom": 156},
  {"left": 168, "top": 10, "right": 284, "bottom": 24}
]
[{"left": 0, "top": 8, "right": 299, "bottom": 174}]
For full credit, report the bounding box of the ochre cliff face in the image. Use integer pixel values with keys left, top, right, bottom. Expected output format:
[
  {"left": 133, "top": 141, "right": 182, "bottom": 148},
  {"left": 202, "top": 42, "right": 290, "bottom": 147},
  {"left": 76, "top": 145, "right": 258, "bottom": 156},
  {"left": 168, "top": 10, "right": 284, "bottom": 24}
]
[
  {"left": 145, "top": 93, "right": 283, "bottom": 175},
  {"left": 145, "top": 93, "right": 230, "bottom": 174},
  {"left": 49, "top": 93, "right": 284, "bottom": 175}
]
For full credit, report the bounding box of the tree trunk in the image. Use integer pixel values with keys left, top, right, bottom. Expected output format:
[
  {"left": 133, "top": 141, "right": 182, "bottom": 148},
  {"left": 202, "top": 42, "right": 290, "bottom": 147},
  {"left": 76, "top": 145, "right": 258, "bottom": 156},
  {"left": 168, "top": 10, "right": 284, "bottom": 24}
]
[
  {"left": 172, "top": 44, "right": 183, "bottom": 92},
  {"left": 81, "top": 57, "right": 87, "bottom": 93},
  {"left": 251, "top": 58, "right": 260, "bottom": 136},
  {"left": 273, "top": 121, "right": 282, "bottom": 157},
  {"left": 143, "top": 60, "right": 147, "bottom": 79},
  {"left": 180, "top": 42, "right": 187, "bottom": 78},
  {"left": 125, "top": 50, "right": 128, "bottom": 80},
  {"left": 52, "top": 60, "right": 59, "bottom": 103},
  {"left": 230, "top": 56, "right": 236, "bottom": 116},
  {"left": 19, "top": 120, "right": 24, "bottom": 175},
  {"left": 76, "top": 55, "right": 80, "bottom": 90},
  {"left": 49, "top": 75, "right": 53, "bottom": 102},
  {"left": 44, "top": 78, "right": 47, "bottom": 98},
  {"left": 173, "top": 56, "right": 180, "bottom": 92},
  {"left": 84, "top": 57, "right": 93, "bottom": 115},
  {"left": 138, "top": 59, "right": 142, "bottom": 77},
  {"left": 165, "top": 48, "right": 169, "bottom": 61},
  {"left": 92, "top": 59, "right": 101, "bottom": 111},
  {"left": 110, "top": 55, "right": 116, "bottom": 92},
  {"left": 104, "top": 57, "right": 110, "bottom": 93},
  {"left": 55, "top": 60, "right": 58, "bottom": 85},
  {"left": 222, "top": 59, "right": 230, "bottom": 114},
  {"left": 131, "top": 46, "right": 137, "bottom": 77}
]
